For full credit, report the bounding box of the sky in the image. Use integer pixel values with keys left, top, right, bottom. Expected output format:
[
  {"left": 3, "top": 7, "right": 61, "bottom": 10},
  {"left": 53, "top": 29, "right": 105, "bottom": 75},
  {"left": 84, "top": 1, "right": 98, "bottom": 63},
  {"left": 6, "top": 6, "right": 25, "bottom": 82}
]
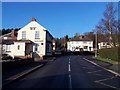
[{"left": 2, "top": 2, "right": 118, "bottom": 38}]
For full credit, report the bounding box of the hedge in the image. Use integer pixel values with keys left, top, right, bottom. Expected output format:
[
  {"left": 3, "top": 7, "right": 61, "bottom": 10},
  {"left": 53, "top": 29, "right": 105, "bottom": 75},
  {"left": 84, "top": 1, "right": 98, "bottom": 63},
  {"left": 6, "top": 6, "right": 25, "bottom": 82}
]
[{"left": 98, "top": 47, "right": 119, "bottom": 62}]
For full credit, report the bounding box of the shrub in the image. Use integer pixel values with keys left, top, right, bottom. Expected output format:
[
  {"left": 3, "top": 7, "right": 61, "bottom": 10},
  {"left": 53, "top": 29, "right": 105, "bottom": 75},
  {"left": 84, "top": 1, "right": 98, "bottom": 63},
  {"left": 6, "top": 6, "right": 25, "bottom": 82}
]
[{"left": 98, "top": 47, "right": 119, "bottom": 62}]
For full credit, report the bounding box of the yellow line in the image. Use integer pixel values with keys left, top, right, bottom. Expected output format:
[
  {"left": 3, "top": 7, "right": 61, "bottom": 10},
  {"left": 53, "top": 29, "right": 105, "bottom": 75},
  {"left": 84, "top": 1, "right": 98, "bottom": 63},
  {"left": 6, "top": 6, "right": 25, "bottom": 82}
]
[
  {"left": 95, "top": 81, "right": 118, "bottom": 89},
  {"left": 95, "top": 76, "right": 119, "bottom": 89},
  {"left": 95, "top": 76, "right": 115, "bottom": 82}
]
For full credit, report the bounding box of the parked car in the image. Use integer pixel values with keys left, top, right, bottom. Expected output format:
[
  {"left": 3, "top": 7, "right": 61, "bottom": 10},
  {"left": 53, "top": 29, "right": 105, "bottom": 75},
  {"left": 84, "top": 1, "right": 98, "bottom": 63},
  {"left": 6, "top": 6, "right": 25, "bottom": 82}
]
[{"left": 1, "top": 54, "right": 13, "bottom": 60}]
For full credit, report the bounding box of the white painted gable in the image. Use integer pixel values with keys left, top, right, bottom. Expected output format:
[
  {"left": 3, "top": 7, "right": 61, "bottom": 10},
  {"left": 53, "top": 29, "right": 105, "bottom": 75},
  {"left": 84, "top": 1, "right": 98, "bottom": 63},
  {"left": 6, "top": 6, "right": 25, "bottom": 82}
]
[
  {"left": 17, "top": 19, "right": 47, "bottom": 42},
  {"left": 21, "top": 21, "right": 46, "bottom": 31}
]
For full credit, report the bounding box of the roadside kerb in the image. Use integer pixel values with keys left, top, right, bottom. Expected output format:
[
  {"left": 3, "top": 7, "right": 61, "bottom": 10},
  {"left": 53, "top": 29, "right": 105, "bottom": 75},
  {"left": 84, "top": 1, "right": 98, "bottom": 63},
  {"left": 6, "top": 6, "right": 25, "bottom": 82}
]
[
  {"left": 2, "top": 63, "right": 45, "bottom": 88},
  {"left": 83, "top": 58, "right": 120, "bottom": 77}
]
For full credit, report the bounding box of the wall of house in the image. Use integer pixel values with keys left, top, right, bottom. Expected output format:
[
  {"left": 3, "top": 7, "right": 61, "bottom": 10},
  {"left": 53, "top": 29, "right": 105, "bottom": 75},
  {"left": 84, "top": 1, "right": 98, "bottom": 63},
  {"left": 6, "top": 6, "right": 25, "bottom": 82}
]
[
  {"left": 12, "top": 42, "right": 25, "bottom": 56},
  {"left": 98, "top": 42, "right": 111, "bottom": 49},
  {"left": 17, "top": 21, "right": 51, "bottom": 57},
  {"left": 67, "top": 41, "right": 93, "bottom": 52},
  {"left": 2, "top": 44, "right": 14, "bottom": 58},
  {"left": 46, "top": 32, "right": 53, "bottom": 56}
]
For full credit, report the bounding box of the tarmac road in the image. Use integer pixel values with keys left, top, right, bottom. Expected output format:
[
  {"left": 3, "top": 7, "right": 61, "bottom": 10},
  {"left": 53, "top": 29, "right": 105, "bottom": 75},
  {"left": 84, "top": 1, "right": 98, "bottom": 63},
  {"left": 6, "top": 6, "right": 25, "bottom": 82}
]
[{"left": 3, "top": 55, "right": 120, "bottom": 89}]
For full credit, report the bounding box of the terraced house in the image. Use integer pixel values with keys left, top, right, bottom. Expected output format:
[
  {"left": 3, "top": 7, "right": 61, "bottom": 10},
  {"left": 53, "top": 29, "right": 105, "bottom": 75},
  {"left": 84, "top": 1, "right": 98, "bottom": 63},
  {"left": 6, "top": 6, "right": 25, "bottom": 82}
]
[{"left": 1, "top": 18, "right": 54, "bottom": 60}]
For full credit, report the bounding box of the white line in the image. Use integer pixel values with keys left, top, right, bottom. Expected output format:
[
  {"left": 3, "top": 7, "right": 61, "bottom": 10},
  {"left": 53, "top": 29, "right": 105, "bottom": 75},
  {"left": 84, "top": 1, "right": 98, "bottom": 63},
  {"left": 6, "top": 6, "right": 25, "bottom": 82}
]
[
  {"left": 69, "top": 74, "right": 72, "bottom": 89},
  {"left": 68, "top": 56, "right": 72, "bottom": 89},
  {"left": 69, "top": 60, "right": 70, "bottom": 64},
  {"left": 83, "top": 58, "right": 120, "bottom": 77},
  {"left": 68, "top": 64, "right": 71, "bottom": 72}
]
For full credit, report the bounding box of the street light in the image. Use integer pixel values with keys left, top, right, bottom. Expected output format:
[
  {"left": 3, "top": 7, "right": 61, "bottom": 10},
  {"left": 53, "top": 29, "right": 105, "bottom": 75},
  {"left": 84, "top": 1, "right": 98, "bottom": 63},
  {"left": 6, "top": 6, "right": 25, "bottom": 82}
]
[{"left": 95, "top": 32, "right": 97, "bottom": 57}]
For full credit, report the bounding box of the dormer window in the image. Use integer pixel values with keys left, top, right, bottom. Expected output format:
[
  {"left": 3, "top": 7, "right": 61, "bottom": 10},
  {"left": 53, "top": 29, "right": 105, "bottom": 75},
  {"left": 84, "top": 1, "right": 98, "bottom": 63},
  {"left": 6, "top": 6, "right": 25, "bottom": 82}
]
[{"left": 30, "top": 27, "right": 36, "bottom": 30}]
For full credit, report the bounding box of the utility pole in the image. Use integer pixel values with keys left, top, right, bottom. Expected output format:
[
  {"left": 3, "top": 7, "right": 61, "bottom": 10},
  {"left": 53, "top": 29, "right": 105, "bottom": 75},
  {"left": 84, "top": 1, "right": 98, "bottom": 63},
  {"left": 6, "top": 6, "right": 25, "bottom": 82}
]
[{"left": 95, "top": 32, "right": 97, "bottom": 57}]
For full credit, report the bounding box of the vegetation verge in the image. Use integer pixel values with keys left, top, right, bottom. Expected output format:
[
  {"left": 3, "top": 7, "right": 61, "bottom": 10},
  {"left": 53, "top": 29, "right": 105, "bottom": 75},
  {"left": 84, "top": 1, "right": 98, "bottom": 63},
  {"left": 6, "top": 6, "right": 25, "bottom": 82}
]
[{"left": 92, "top": 56, "right": 119, "bottom": 64}]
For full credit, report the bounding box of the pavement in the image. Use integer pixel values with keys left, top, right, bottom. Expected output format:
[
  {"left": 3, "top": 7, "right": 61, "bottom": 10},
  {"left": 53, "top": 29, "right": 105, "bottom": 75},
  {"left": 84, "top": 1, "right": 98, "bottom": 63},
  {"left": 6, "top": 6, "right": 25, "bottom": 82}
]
[
  {"left": 2, "top": 61, "right": 47, "bottom": 87},
  {"left": 3, "top": 55, "right": 120, "bottom": 89}
]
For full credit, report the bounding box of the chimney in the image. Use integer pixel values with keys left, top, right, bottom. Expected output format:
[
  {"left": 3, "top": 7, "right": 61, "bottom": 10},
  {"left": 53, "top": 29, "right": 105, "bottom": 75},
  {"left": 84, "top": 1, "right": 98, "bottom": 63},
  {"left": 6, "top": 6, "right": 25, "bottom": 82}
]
[
  {"left": 31, "top": 18, "right": 36, "bottom": 22},
  {"left": 11, "top": 30, "right": 15, "bottom": 37},
  {"left": 79, "top": 35, "right": 83, "bottom": 39}
]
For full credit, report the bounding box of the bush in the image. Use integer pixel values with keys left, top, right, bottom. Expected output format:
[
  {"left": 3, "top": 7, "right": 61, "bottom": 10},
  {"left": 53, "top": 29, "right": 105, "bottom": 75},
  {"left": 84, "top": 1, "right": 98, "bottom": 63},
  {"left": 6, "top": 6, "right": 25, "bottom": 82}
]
[{"left": 98, "top": 47, "right": 119, "bottom": 62}]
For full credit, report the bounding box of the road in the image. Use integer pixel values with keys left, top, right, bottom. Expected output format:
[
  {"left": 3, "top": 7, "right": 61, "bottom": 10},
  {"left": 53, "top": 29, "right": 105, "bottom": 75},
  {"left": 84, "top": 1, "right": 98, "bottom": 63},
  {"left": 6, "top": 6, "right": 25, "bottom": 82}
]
[{"left": 3, "top": 55, "right": 120, "bottom": 89}]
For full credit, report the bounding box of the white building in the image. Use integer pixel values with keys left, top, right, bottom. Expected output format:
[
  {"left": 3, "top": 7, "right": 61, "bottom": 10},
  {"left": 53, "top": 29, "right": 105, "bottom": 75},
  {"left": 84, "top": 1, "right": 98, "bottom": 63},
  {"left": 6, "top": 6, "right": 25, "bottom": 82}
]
[
  {"left": 1, "top": 18, "right": 53, "bottom": 60},
  {"left": 98, "top": 42, "right": 111, "bottom": 49},
  {"left": 67, "top": 38, "right": 93, "bottom": 52}
]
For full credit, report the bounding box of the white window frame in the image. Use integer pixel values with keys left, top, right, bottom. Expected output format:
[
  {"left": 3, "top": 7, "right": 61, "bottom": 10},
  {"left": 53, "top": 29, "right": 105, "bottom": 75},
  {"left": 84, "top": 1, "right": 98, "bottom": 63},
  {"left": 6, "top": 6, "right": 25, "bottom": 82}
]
[
  {"left": 30, "top": 27, "right": 36, "bottom": 30},
  {"left": 6, "top": 45, "right": 11, "bottom": 52},
  {"left": 22, "top": 31, "right": 26, "bottom": 39},
  {"left": 35, "top": 31, "right": 40, "bottom": 39},
  {"left": 17, "top": 45, "right": 20, "bottom": 50}
]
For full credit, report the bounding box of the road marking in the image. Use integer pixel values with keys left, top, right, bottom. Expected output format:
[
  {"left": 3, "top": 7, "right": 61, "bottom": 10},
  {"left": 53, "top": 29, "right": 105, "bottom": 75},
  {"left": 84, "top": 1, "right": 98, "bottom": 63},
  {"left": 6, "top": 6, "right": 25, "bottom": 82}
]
[
  {"left": 69, "top": 74, "right": 72, "bottom": 89},
  {"left": 95, "top": 76, "right": 115, "bottom": 82},
  {"left": 83, "top": 58, "right": 119, "bottom": 89},
  {"left": 95, "top": 76, "right": 118, "bottom": 89},
  {"left": 69, "top": 58, "right": 71, "bottom": 61},
  {"left": 68, "top": 57, "right": 71, "bottom": 71},
  {"left": 95, "top": 81, "right": 118, "bottom": 89},
  {"left": 83, "top": 58, "right": 120, "bottom": 77},
  {"left": 87, "top": 70, "right": 103, "bottom": 74},
  {"left": 68, "top": 64, "right": 71, "bottom": 72},
  {"left": 69, "top": 61, "right": 70, "bottom": 64},
  {"left": 68, "top": 57, "right": 72, "bottom": 89}
]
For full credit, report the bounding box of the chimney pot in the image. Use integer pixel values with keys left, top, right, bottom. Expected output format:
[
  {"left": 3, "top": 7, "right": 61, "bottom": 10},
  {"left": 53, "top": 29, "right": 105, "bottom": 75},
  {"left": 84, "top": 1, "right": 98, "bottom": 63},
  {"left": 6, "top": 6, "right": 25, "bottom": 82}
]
[{"left": 31, "top": 18, "right": 36, "bottom": 21}]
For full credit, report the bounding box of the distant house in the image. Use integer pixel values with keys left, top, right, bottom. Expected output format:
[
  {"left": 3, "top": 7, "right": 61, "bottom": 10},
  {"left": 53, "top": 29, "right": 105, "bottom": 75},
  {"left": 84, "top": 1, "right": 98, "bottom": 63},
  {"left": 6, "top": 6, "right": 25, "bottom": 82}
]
[
  {"left": 98, "top": 42, "right": 111, "bottom": 49},
  {"left": 67, "top": 36, "right": 93, "bottom": 52},
  {"left": 1, "top": 18, "right": 54, "bottom": 60}
]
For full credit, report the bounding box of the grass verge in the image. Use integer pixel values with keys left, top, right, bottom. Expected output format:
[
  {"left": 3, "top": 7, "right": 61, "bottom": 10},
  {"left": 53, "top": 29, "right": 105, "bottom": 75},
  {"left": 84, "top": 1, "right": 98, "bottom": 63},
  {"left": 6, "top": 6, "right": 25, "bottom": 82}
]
[{"left": 92, "top": 56, "right": 119, "bottom": 64}]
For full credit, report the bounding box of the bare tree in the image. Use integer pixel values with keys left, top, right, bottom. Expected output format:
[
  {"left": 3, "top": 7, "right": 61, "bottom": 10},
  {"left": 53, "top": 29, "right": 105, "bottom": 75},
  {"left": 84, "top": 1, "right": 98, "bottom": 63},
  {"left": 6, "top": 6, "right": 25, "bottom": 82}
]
[{"left": 101, "top": 3, "right": 117, "bottom": 47}]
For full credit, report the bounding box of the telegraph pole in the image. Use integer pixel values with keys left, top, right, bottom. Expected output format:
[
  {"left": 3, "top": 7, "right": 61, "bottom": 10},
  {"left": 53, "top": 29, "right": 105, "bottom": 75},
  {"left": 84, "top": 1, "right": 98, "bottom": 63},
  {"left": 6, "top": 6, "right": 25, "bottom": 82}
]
[{"left": 95, "top": 32, "right": 97, "bottom": 57}]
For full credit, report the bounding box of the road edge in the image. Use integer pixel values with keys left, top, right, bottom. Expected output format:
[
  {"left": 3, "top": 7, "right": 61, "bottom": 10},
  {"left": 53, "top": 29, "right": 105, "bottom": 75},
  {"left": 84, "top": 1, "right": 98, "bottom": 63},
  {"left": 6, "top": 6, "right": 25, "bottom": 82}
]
[
  {"left": 2, "top": 63, "right": 45, "bottom": 88},
  {"left": 83, "top": 58, "right": 120, "bottom": 77}
]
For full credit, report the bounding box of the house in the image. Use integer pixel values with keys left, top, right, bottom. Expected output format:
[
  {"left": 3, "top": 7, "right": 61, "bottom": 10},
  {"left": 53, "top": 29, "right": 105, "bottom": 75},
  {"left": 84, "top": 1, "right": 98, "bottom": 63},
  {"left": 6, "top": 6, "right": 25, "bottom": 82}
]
[
  {"left": 67, "top": 36, "right": 93, "bottom": 52},
  {"left": 0, "top": 30, "right": 18, "bottom": 40},
  {"left": 0, "top": 30, "right": 18, "bottom": 58},
  {"left": 98, "top": 42, "right": 111, "bottom": 49},
  {"left": 1, "top": 18, "right": 54, "bottom": 60}
]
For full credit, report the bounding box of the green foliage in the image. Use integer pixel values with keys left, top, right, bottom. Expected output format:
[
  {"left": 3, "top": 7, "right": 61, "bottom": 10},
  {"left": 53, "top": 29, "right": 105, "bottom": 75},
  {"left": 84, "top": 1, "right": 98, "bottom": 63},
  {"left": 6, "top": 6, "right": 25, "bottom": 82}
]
[
  {"left": 1, "top": 28, "right": 20, "bottom": 35},
  {"left": 74, "top": 33, "right": 80, "bottom": 38},
  {"left": 93, "top": 56, "right": 118, "bottom": 64},
  {"left": 98, "top": 47, "right": 119, "bottom": 62}
]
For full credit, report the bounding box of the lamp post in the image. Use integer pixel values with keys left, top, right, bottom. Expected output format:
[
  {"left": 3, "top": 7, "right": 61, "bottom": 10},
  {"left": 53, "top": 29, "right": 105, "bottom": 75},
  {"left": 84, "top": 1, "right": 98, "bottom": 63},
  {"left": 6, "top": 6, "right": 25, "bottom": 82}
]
[{"left": 95, "top": 32, "right": 97, "bottom": 57}]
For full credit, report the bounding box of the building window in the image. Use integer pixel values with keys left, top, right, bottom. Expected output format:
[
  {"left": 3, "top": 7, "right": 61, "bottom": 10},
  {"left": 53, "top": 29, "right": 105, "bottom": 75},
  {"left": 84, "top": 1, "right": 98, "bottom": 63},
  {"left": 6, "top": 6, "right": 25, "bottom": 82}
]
[
  {"left": 35, "top": 44, "right": 39, "bottom": 51},
  {"left": 47, "top": 43, "right": 51, "bottom": 52},
  {"left": 84, "top": 46, "right": 88, "bottom": 49},
  {"left": 30, "top": 27, "right": 36, "bottom": 30},
  {"left": 22, "top": 31, "right": 26, "bottom": 39},
  {"left": 18, "top": 45, "right": 20, "bottom": 50},
  {"left": 76, "top": 42, "right": 78, "bottom": 44},
  {"left": 35, "top": 31, "right": 40, "bottom": 39},
  {"left": 83, "top": 41, "right": 87, "bottom": 44},
  {"left": 6, "top": 45, "right": 11, "bottom": 52}
]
